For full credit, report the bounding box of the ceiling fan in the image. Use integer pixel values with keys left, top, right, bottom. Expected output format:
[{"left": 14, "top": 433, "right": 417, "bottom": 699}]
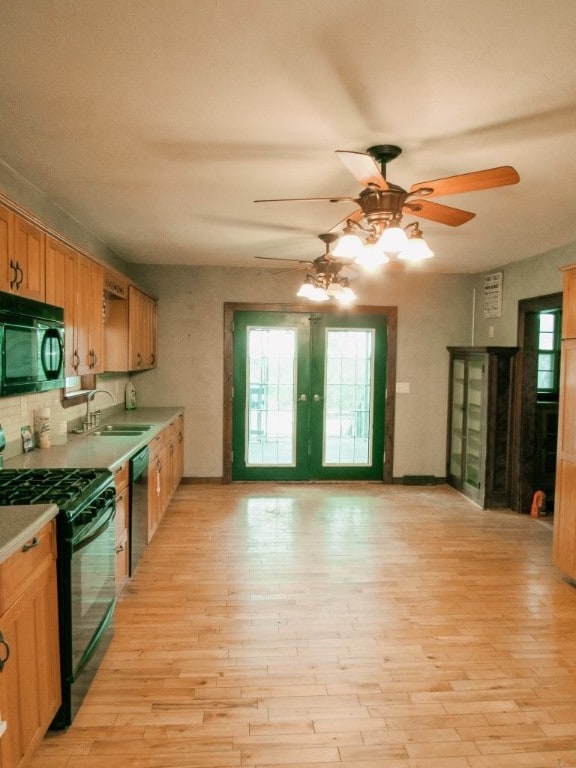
[
  {"left": 255, "top": 144, "right": 520, "bottom": 263},
  {"left": 256, "top": 232, "right": 356, "bottom": 304}
]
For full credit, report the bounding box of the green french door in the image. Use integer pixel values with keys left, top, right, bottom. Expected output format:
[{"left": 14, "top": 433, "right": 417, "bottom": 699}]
[{"left": 232, "top": 311, "right": 387, "bottom": 480}]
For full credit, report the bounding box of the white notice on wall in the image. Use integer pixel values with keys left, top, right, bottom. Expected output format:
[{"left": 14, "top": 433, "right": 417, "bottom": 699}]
[{"left": 483, "top": 271, "right": 503, "bottom": 318}]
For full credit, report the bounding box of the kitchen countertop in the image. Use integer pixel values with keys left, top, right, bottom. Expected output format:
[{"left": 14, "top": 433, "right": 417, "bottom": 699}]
[
  {"left": 0, "top": 504, "right": 58, "bottom": 563},
  {"left": 4, "top": 407, "right": 183, "bottom": 471},
  {"left": 0, "top": 407, "right": 183, "bottom": 564}
]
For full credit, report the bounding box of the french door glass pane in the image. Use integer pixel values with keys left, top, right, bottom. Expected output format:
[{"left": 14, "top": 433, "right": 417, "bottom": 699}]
[
  {"left": 323, "top": 329, "right": 374, "bottom": 466},
  {"left": 246, "top": 327, "right": 297, "bottom": 466}
]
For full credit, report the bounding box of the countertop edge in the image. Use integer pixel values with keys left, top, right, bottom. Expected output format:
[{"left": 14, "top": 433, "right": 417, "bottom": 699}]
[{"left": 0, "top": 503, "right": 59, "bottom": 564}]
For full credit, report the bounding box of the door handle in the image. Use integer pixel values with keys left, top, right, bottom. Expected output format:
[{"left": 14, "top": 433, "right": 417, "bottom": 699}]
[
  {"left": 298, "top": 393, "right": 308, "bottom": 402},
  {"left": 313, "top": 394, "right": 323, "bottom": 401}
]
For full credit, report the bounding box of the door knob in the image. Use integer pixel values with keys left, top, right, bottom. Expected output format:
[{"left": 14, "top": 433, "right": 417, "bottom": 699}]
[
  {"left": 298, "top": 393, "right": 308, "bottom": 402},
  {"left": 313, "top": 394, "right": 323, "bottom": 401}
]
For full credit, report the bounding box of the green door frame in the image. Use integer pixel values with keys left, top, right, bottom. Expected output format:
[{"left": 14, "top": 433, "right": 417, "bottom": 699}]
[{"left": 223, "top": 302, "right": 397, "bottom": 483}]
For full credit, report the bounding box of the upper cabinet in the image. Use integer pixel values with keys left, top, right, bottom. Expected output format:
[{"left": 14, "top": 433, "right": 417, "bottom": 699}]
[
  {"left": 0, "top": 203, "right": 45, "bottom": 302},
  {"left": 46, "top": 242, "right": 104, "bottom": 376},
  {"left": 128, "top": 286, "right": 157, "bottom": 371},
  {"left": 1, "top": 195, "right": 158, "bottom": 378},
  {"left": 45, "top": 237, "right": 78, "bottom": 377}
]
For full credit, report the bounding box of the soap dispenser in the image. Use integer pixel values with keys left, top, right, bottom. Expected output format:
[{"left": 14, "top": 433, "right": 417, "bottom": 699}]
[{"left": 124, "top": 380, "right": 136, "bottom": 410}]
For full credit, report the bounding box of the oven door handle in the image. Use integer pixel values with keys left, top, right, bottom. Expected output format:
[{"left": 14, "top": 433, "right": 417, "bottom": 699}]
[{"left": 72, "top": 502, "right": 116, "bottom": 552}]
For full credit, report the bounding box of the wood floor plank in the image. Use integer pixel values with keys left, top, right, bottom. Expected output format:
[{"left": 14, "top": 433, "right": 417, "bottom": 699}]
[{"left": 30, "top": 483, "right": 576, "bottom": 767}]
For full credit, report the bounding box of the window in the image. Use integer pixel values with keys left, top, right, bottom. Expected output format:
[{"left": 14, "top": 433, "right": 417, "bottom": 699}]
[{"left": 537, "top": 311, "right": 561, "bottom": 395}]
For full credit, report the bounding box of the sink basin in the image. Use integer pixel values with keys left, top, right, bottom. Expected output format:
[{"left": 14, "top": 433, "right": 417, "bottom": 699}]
[
  {"left": 99, "top": 424, "right": 152, "bottom": 432},
  {"left": 92, "top": 429, "right": 146, "bottom": 437}
]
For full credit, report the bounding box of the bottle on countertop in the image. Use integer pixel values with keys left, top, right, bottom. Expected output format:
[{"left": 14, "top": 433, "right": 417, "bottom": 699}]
[{"left": 124, "top": 380, "right": 137, "bottom": 410}]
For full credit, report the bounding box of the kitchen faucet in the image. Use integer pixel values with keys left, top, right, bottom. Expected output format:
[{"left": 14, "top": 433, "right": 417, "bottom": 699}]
[{"left": 85, "top": 389, "right": 116, "bottom": 430}]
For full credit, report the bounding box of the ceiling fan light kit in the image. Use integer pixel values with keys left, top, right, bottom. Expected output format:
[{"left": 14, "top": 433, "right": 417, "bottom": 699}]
[{"left": 255, "top": 144, "right": 519, "bottom": 303}]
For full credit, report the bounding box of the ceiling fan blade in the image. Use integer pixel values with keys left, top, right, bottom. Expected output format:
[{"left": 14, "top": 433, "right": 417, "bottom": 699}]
[
  {"left": 254, "top": 256, "right": 313, "bottom": 264},
  {"left": 335, "top": 151, "right": 389, "bottom": 190},
  {"left": 329, "top": 208, "right": 364, "bottom": 232},
  {"left": 254, "top": 195, "right": 355, "bottom": 203},
  {"left": 409, "top": 166, "right": 520, "bottom": 198},
  {"left": 404, "top": 199, "right": 476, "bottom": 227}
]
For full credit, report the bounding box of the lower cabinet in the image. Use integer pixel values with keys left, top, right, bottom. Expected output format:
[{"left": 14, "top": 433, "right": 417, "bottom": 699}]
[
  {"left": 0, "top": 520, "right": 61, "bottom": 768},
  {"left": 146, "top": 414, "right": 184, "bottom": 545},
  {"left": 113, "top": 461, "right": 130, "bottom": 596},
  {"left": 148, "top": 430, "right": 168, "bottom": 543}
]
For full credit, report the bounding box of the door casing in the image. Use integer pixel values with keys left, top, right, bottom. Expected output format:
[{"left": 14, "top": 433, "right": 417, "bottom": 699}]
[{"left": 223, "top": 302, "right": 397, "bottom": 483}]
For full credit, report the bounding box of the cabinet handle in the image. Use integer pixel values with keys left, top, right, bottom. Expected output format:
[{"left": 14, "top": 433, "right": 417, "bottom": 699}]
[
  {"left": 115, "top": 544, "right": 125, "bottom": 554},
  {"left": 22, "top": 536, "right": 39, "bottom": 552},
  {"left": 89, "top": 349, "right": 98, "bottom": 369},
  {"left": 9, "top": 259, "right": 18, "bottom": 289},
  {"left": 137, "top": 352, "right": 143, "bottom": 367},
  {"left": 72, "top": 349, "right": 80, "bottom": 371},
  {"left": 15, "top": 263, "right": 24, "bottom": 288},
  {"left": 150, "top": 353, "right": 156, "bottom": 365},
  {"left": 0, "top": 632, "right": 10, "bottom": 670}
]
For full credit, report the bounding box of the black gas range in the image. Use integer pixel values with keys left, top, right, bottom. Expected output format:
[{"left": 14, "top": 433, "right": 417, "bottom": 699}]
[
  {"left": 0, "top": 467, "right": 113, "bottom": 517},
  {"left": 0, "top": 466, "right": 116, "bottom": 728}
]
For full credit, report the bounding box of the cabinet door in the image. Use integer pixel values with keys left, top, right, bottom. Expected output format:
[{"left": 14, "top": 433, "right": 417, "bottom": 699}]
[
  {"left": 0, "top": 203, "right": 14, "bottom": 293},
  {"left": 13, "top": 215, "right": 45, "bottom": 301},
  {"left": 128, "top": 287, "right": 158, "bottom": 371},
  {"left": 562, "top": 267, "right": 576, "bottom": 339},
  {"left": 553, "top": 338, "right": 576, "bottom": 579},
  {"left": 0, "top": 541, "right": 60, "bottom": 768},
  {"left": 76, "top": 255, "right": 104, "bottom": 375},
  {"left": 45, "top": 237, "right": 78, "bottom": 376}
]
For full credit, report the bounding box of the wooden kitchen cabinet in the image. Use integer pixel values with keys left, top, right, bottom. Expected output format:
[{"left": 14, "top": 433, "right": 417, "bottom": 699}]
[
  {"left": 0, "top": 520, "right": 60, "bottom": 768},
  {"left": 113, "top": 461, "right": 130, "bottom": 596},
  {"left": 75, "top": 255, "right": 104, "bottom": 375},
  {"left": 147, "top": 429, "right": 168, "bottom": 543},
  {"left": 128, "top": 285, "right": 157, "bottom": 371},
  {"left": 46, "top": 245, "right": 104, "bottom": 376},
  {"left": 446, "top": 346, "right": 517, "bottom": 508},
  {"left": 0, "top": 204, "right": 45, "bottom": 302},
  {"left": 45, "top": 237, "right": 78, "bottom": 377},
  {"left": 554, "top": 264, "right": 576, "bottom": 579}
]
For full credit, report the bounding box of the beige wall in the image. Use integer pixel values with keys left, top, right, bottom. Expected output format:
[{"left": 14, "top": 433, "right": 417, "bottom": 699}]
[{"left": 473, "top": 242, "right": 575, "bottom": 346}]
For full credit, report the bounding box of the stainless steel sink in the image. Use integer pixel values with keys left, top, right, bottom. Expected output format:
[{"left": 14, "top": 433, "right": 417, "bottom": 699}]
[
  {"left": 99, "top": 424, "right": 152, "bottom": 432},
  {"left": 92, "top": 429, "right": 147, "bottom": 437}
]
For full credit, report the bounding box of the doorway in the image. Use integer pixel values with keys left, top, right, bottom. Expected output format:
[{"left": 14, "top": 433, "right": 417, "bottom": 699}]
[
  {"left": 512, "top": 293, "right": 562, "bottom": 513},
  {"left": 223, "top": 303, "right": 397, "bottom": 483}
]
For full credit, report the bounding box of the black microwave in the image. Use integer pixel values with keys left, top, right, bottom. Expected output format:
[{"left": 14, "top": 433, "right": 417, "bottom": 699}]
[{"left": 0, "top": 291, "right": 65, "bottom": 396}]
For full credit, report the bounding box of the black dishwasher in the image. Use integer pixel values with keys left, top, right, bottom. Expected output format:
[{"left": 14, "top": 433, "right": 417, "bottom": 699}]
[{"left": 129, "top": 446, "right": 149, "bottom": 575}]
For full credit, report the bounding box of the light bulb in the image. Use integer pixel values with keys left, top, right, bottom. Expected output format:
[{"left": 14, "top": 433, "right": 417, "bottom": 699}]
[
  {"left": 376, "top": 224, "right": 408, "bottom": 253},
  {"left": 398, "top": 236, "right": 434, "bottom": 261},
  {"left": 333, "top": 233, "right": 363, "bottom": 258},
  {"left": 355, "top": 242, "right": 389, "bottom": 272}
]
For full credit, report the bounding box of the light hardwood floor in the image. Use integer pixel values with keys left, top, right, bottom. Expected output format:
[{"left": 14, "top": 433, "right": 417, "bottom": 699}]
[{"left": 32, "top": 483, "right": 576, "bottom": 767}]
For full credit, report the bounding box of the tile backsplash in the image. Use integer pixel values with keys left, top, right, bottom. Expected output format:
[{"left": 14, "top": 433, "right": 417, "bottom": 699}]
[{"left": 0, "top": 374, "right": 129, "bottom": 458}]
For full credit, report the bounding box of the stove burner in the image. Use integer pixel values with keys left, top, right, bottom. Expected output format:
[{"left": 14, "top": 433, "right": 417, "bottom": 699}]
[{"left": 0, "top": 468, "right": 113, "bottom": 516}]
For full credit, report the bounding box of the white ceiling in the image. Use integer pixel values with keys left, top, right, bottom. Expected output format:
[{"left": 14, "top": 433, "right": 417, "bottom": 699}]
[{"left": 0, "top": 0, "right": 575, "bottom": 273}]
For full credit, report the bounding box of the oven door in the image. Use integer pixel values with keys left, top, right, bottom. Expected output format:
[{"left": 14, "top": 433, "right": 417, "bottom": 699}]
[{"left": 70, "top": 500, "right": 116, "bottom": 675}]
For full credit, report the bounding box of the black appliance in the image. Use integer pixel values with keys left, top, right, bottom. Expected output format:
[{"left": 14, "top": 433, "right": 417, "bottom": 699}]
[
  {"left": 0, "top": 291, "right": 65, "bottom": 396},
  {"left": 0, "top": 467, "right": 116, "bottom": 729},
  {"left": 129, "top": 445, "right": 149, "bottom": 576}
]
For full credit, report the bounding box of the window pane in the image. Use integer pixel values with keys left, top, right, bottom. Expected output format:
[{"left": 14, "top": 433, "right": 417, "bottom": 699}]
[
  {"left": 323, "top": 329, "right": 374, "bottom": 466},
  {"left": 246, "top": 327, "right": 296, "bottom": 466}
]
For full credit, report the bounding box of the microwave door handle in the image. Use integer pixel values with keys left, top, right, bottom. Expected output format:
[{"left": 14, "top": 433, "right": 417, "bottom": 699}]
[{"left": 41, "top": 328, "right": 64, "bottom": 378}]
